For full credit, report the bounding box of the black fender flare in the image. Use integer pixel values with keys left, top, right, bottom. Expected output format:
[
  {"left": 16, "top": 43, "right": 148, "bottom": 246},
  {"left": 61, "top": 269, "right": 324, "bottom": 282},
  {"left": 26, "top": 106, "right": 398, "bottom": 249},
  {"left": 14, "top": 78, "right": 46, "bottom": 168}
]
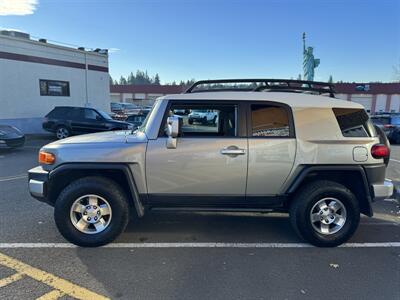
[
  {"left": 49, "top": 163, "right": 144, "bottom": 217},
  {"left": 284, "top": 165, "right": 373, "bottom": 216}
]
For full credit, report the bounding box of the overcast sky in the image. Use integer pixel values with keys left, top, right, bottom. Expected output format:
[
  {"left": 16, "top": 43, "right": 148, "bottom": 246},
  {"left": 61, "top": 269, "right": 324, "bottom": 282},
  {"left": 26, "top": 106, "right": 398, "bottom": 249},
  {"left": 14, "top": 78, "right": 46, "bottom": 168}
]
[{"left": 1, "top": 0, "right": 399, "bottom": 83}]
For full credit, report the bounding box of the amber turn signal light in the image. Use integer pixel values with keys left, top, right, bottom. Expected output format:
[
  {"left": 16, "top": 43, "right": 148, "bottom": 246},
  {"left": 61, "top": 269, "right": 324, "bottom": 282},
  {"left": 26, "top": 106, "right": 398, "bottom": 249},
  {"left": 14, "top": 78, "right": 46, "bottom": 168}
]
[{"left": 39, "top": 151, "right": 56, "bottom": 164}]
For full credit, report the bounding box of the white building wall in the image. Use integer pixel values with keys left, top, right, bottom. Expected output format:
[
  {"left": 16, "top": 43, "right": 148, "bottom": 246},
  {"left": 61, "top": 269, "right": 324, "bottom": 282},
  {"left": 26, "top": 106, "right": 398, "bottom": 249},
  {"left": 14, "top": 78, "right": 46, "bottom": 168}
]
[
  {"left": 391, "top": 95, "right": 400, "bottom": 112},
  {"left": 375, "top": 94, "right": 387, "bottom": 113},
  {"left": 0, "top": 34, "right": 109, "bottom": 133},
  {"left": 335, "top": 94, "right": 348, "bottom": 100},
  {"left": 350, "top": 94, "right": 373, "bottom": 112}
]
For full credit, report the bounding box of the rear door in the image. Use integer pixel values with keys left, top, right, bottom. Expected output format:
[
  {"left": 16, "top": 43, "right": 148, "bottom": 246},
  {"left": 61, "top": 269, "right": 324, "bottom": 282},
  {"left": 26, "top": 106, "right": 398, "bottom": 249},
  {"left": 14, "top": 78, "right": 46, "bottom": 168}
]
[
  {"left": 246, "top": 102, "right": 296, "bottom": 199},
  {"left": 145, "top": 101, "right": 248, "bottom": 207}
]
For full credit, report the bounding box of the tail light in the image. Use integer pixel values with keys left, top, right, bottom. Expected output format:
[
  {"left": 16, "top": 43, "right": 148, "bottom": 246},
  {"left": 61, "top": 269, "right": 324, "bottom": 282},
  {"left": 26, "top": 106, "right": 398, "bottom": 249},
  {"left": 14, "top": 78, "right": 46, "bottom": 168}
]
[
  {"left": 383, "top": 124, "right": 394, "bottom": 128},
  {"left": 371, "top": 144, "right": 390, "bottom": 159}
]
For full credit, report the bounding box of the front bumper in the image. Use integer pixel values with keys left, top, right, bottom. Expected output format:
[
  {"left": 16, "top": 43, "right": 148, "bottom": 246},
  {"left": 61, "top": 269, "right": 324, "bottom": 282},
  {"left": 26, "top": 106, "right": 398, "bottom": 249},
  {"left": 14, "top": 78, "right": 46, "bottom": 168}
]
[
  {"left": 372, "top": 179, "right": 394, "bottom": 199},
  {"left": 28, "top": 166, "right": 50, "bottom": 204}
]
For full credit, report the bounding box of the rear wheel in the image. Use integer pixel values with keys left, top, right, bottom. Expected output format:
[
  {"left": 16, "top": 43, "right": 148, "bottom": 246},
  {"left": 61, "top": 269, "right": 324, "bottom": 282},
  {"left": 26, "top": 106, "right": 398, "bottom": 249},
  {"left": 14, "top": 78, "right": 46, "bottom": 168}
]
[
  {"left": 54, "top": 177, "right": 130, "bottom": 247},
  {"left": 56, "top": 126, "right": 70, "bottom": 139},
  {"left": 289, "top": 180, "right": 360, "bottom": 247}
]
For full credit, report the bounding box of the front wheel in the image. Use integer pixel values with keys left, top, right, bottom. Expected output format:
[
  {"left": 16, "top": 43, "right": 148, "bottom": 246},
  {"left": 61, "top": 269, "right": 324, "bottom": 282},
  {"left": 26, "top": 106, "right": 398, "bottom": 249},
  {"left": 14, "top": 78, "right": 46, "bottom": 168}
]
[
  {"left": 289, "top": 180, "right": 360, "bottom": 247},
  {"left": 54, "top": 177, "right": 130, "bottom": 247}
]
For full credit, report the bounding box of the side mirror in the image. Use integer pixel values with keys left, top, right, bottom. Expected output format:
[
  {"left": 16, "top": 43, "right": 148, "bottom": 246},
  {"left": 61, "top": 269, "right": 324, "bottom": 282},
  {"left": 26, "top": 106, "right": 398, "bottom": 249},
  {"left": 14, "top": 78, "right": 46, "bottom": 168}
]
[{"left": 166, "top": 116, "right": 181, "bottom": 149}]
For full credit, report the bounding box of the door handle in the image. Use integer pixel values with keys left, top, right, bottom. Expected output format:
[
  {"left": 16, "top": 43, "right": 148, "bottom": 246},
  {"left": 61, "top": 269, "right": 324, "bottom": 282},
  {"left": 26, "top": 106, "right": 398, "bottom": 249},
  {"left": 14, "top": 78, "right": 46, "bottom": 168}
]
[{"left": 220, "top": 146, "right": 246, "bottom": 156}]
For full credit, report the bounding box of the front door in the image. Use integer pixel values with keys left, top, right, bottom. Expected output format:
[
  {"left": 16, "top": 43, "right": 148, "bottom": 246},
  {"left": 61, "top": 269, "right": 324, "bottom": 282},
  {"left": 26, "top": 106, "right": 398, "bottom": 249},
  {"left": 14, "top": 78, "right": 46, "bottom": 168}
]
[{"left": 145, "top": 101, "right": 248, "bottom": 207}]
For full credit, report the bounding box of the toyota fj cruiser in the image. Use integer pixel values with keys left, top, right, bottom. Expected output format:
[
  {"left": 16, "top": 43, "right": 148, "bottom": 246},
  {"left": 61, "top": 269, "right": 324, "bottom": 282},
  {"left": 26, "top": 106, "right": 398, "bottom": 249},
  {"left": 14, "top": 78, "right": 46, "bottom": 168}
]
[{"left": 28, "top": 79, "right": 394, "bottom": 247}]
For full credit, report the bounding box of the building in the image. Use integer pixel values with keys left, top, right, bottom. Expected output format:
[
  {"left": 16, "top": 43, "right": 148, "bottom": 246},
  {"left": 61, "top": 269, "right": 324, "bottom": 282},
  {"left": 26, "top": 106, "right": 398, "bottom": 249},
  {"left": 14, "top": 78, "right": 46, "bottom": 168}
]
[
  {"left": 335, "top": 83, "right": 400, "bottom": 114},
  {"left": 0, "top": 30, "right": 110, "bottom": 134},
  {"left": 110, "top": 84, "right": 185, "bottom": 106},
  {"left": 110, "top": 82, "right": 400, "bottom": 114}
]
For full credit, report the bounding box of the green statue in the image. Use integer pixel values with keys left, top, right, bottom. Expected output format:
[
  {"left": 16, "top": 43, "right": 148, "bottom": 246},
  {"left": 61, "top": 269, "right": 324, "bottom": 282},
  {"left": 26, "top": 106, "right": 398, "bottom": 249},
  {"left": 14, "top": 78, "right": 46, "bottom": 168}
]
[{"left": 303, "top": 33, "right": 320, "bottom": 81}]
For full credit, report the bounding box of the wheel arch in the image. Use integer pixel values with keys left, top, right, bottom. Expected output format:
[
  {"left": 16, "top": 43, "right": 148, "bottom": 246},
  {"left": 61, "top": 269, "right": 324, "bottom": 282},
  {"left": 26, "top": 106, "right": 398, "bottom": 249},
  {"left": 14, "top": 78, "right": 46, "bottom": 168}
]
[
  {"left": 48, "top": 163, "right": 144, "bottom": 217},
  {"left": 284, "top": 165, "right": 373, "bottom": 217}
]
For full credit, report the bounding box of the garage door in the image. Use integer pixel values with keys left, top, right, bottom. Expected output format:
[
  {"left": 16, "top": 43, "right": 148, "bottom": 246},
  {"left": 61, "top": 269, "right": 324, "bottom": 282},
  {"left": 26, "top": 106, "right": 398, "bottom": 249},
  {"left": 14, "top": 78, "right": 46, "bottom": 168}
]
[{"left": 351, "top": 95, "right": 373, "bottom": 113}]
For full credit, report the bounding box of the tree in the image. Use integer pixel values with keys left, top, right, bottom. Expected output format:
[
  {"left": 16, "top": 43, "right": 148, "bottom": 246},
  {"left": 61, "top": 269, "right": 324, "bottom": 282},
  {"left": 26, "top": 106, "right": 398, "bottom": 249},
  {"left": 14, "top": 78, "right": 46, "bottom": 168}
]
[
  {"left": 297, "top": 74, "right": 302, "bottom": 80},
  {"left": 154, "top": 73, "right": 161, "bottom": 85},
  {"left": 109, "top": 75, "right": 114, "bottom": 85},
  {"left": 393, "top": 59, "right": 400, "bottom": 82},
  {"left": 328, "top": 75, "right": 333, "bottom": 83},
  {"left": 119, "top": 76, "right": 127, "bottom": 85}
]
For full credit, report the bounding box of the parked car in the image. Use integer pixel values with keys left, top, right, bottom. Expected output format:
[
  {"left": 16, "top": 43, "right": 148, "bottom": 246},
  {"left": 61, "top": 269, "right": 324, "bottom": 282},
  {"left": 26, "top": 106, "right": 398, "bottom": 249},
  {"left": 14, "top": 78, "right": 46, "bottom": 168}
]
[
  {"left": 0, "top": 125, "right": 25, "bottom": 148},
  {"left": 29, "top": 79, "right": 393, "bottom": 248},
  {"left": 188, "top": 109, "right": 218, "bottom": 124},
  {"left": 43, "top": 106, "right": 133, "bottom": 139},
  {"left": 371, "top": 114, "right": 400, "bottom": 144},
  {"left": 125, "top": 111, "right": 149, "bottom": 129}
]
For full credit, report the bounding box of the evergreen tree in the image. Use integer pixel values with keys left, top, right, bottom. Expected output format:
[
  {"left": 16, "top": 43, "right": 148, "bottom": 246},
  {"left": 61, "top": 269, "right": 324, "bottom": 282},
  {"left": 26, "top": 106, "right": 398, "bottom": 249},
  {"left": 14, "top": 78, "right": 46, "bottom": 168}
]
[
  {"left": 154, "top": 73, "right": 161, "bottom": 85},
  {"left": 119, "top": 76, "right": 127, "bottom": 85},
  {"left": 328, "top": 75, "right": 333, "bottom": 83}
]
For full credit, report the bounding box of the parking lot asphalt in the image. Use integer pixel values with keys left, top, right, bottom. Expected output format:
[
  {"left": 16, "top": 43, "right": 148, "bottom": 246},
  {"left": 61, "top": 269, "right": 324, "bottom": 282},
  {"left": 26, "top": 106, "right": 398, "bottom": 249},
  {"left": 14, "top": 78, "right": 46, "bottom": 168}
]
[{"left": 0, "top": 136, "right": 399, "bottom": 299}]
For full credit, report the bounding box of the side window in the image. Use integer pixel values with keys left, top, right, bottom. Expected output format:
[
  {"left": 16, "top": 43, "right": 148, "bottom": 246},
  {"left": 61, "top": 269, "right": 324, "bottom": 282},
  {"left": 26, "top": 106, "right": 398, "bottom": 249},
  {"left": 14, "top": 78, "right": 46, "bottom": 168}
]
[
  {"left": 333, "top": 108, "right": 376, "bottom": 137},
  {"left": 67, "top": 108, "right": 83, "bottom": 120},
  {"left": 84, "top": 109, "right": 100, "bottom": 120},
  {"left": 251, "top": 104, "right": 290, "bottom": 137},
  {"left": 165, "top": 103, "right": 237, "bottom": 137}
]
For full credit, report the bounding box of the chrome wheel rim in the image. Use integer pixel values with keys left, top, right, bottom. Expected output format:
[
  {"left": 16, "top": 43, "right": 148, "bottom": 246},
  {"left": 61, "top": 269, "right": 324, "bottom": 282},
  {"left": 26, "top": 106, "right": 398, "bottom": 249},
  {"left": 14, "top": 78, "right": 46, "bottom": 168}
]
[
  {"left": 56, "top": 128, "right": 69, "bottom": 139},
  {"left": 70, "top": 194, "right": 112, "bottom": 234},
  {"left": 310, "top": 198, "right": 347, "bottom": 235}
]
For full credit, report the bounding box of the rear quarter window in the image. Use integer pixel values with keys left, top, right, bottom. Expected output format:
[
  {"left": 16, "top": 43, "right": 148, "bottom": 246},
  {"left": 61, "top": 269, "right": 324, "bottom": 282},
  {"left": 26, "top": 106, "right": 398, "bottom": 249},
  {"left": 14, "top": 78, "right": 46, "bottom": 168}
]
[{"left": 333, "top": 108, "right": 376, "bottom": 137}]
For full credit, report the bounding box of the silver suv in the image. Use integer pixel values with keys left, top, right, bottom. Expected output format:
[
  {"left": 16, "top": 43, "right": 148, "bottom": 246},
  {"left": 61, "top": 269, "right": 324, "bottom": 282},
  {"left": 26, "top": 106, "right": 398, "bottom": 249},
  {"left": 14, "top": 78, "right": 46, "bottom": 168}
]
[{"left": 28, "top": 79, "right": 394, "bottom": 247}]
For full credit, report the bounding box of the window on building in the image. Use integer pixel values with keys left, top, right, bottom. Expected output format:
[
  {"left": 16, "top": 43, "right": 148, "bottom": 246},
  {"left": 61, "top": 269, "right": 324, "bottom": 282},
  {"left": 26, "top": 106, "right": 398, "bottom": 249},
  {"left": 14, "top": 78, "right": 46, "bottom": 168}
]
[
  {"left": 164, "top": 103, "right": 237, "bottom": 137},
  {"left": 333, "top": 108, "right": 376, "bottom": 137},
  {"left": 39, "top": 80, "right": 70, "bottom": 96},
  {"left": 250, "top": 104, "right": 291, "bottom": 137}
]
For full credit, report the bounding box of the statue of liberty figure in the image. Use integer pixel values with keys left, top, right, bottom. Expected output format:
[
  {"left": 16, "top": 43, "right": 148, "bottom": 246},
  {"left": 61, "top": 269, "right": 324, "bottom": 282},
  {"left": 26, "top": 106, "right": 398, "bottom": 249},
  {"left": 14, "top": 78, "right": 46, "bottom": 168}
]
[{"left": 303, "top": 32, "right": 320, "bottom": 81}]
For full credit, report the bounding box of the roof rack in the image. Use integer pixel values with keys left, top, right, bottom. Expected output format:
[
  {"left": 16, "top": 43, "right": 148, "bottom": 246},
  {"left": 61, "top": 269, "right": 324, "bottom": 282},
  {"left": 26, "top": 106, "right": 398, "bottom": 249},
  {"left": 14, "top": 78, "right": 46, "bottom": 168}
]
[{"left": 184, "top": 79, "right": 336, "bottom": 98}]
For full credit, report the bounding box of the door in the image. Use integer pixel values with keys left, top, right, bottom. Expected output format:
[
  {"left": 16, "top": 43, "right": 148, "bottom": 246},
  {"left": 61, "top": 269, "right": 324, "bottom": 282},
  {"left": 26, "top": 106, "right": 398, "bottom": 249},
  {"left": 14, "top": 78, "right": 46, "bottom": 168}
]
[
  {"left": 145, "top": 101, "right": 248, "bottom": 207},
  {"left": 246, "top": 103, "right": 296, "bottom": 198}
]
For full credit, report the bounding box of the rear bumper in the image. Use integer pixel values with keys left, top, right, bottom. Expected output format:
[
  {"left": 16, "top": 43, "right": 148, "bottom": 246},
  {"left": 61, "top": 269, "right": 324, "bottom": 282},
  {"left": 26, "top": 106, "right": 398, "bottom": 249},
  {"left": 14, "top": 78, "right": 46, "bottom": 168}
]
[{"left": 372, "top": 179, "right": 394, "bottom": 200}]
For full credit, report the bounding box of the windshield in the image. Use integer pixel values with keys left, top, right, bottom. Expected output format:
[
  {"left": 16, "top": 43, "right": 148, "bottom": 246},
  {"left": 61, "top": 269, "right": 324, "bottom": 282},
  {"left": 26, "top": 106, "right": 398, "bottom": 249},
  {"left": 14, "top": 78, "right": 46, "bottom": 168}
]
[{"left": 97, "top": 110, "right": 112, "bottom": 120}]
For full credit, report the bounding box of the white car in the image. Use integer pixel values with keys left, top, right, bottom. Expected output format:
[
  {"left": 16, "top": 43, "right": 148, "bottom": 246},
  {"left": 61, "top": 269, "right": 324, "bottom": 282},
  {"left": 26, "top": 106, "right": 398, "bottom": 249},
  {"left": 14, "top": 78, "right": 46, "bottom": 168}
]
[{"left": 188, "top": 109, "right": 218, "bottom": 125}]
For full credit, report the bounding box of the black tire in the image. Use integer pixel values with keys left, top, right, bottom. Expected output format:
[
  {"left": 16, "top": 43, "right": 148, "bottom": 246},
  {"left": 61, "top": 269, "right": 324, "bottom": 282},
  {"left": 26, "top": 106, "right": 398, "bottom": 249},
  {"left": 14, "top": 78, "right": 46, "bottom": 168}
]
[
  {"left": 54, "top": 176, "right": 130, "bottom": 247},
  {"left": 55, "top": 126, "right": 70, "bottom": 139},
  {"left": 188, "top": 119, "right": 193, "bottom": 125},
  {"left": 202, "top": 117, "right": 207, "bottom": 125},
  {"left": 212, "top": 116, "right": 217, "bottom": 125},
  {"left": 289, "top": 180, "right": 360, "bottom": 247}
]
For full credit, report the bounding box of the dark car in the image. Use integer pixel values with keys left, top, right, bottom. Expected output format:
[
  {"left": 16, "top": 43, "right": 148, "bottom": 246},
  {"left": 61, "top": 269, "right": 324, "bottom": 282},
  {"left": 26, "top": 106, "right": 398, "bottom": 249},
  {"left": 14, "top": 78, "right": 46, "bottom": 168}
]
[
  {"left": 371, "top": 114, "right": 400, "bottom": 144},
  {"left": 0, "top": 125, "right": 25, "bottom": 148},
  {"left": 43, "top": 106, "right": 133, "bottom": 139},
  {"left": 125, "top": 112, "right": 149, "bottom": 128}
]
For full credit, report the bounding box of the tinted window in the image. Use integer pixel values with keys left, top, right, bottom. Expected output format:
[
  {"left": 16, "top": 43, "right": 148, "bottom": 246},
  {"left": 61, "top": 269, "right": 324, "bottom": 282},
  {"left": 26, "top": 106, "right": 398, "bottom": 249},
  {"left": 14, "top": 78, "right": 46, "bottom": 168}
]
[
  {"left": 67, "top": 108, "right": 84, "bottom": 120},
  {"left": 46, "top": 107, "right": 69, "bottom": 118},
  {"left": 333, "top": 108, "right": 376, "bottom": 137},
  {"left": 165, "top": 103, "right": 237, "bottom": 137},
  {"left": 251, "top": 104, "right": 290, "bottom": 137},
  {"left": 40, "top": 80, "right": 70, "bottom": 96},
  {"left": 84, "top": 109, "right": 100, "bottom": 120}
]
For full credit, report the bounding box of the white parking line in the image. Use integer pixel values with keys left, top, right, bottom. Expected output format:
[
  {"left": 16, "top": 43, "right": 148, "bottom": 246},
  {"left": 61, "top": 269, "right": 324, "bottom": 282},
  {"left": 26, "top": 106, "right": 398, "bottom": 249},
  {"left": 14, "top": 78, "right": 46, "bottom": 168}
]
[
  {"left": 0, "top": 174, "right": 28, "bottom": 182},
  {"left": 0, "top": 242, "right": 399, "bottom": 248},
  {"left": 390, "top": 158, "right": 400, "bottom": 163}
]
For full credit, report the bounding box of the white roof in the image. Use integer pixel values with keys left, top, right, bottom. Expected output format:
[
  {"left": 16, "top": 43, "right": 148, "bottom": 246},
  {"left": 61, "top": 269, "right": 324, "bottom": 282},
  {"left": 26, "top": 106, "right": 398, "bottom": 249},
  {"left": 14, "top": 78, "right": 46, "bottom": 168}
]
[{"left": 161, "top": 91, "right": 364, "bottom": 109}]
